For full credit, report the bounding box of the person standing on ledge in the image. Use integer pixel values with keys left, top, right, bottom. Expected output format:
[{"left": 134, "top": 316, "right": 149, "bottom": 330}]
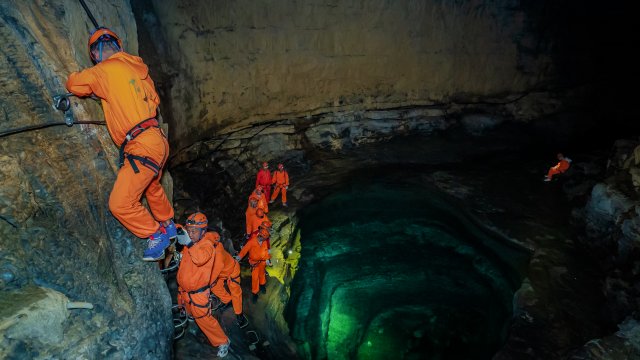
[
  {"left": 255, "top": 162, "right": 273, "bottom": 201},
  {"left": 176, "top": 212, "right": 231, "bottom": 357},
  {"left": 66, "top": 27, "right": 177, "bottom": 261},
  {"left": 544, "top": 153, "right": 572, "bottom": 182},
  {"left": 270, "top": 163, "right": 290, "bottom": 207},
  {"left": 235, "top": 228, "right": 272, "bottom": 303}
]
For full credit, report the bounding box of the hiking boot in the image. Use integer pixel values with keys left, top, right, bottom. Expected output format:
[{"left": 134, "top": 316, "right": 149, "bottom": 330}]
[
  {"left": 282, "top": 202, "right": 288, "bottom": 207},
  {"left": 217, "top": 339, "right": 230, "bottom": 358},
  {"left": 236, "top": 313, "right": 249, "bottom": 328},
  {"left": 260, "top": 284, "right": 267, "bottom": 294},
  {"left": 269, "top": 199, "right": 274, "bottom": 204},
  {"left": 543, "top": 177, "right": 552, "bottom": 182},
  {"left": 142, "top": 228, "right": 170, "bottom": 261},
  {"left": 164, "top": 219, "right": 177, "bottom": 239}
]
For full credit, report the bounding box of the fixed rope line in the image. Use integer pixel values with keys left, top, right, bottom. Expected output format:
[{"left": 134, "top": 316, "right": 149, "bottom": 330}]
[
  {"left": 78, "top": 0, "right": 100, "bottom": 28},
  {"left": 0, "top": 120, "right": 106, "bottom": 138}
]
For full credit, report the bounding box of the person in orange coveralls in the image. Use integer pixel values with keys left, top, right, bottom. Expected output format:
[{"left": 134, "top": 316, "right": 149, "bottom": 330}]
[
  {"left": 203, "top": 221, "right": 249, "bottom": 329},
  {"left": 246, "top": 208, "right": 269, "bottom": 238},
  {"left": 255, "top": 162, "right": 273, "bottom": 201},
  {"left": 235, "top": 228, "right": 272, "bottom": 303},
  {"left": 176, "top": 212, "right": 230, "bottom": 357},
  {"left": 258, "top": 219, "right": 273, "bottom": 250},
  {"left": 544, "top": 153, "right": 572, "bottom": 182},
  {"left": 270, "top": 163, "right": 290, "bottom": 207},
  {"left": 249, "top": 185, "right": 269, "bottom": 214},
  {"left": 65, "top": 27, "right": 176, "bottom": 261}
]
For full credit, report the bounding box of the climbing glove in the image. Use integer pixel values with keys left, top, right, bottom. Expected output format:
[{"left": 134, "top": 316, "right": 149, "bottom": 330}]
[{"left": 176, "top": 228, "right": 193, "bottom": 246}]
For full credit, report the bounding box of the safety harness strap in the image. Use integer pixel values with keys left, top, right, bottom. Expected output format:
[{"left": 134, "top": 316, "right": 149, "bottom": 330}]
[
  {"left": 187, "top": 284, "right": 211, "bottom": 310},
  {"left": 228, "top": 274, "right": 241, "bottom": 285},
  {"left": 126, "top": 154, "right": 161, "bottom": 176},
  {"left": 118, "top": 117, "right": 159, "bottom": 168}
]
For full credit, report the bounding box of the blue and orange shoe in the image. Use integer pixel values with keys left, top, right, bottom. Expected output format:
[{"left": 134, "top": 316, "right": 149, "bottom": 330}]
[
  {"left": 164, "top": 219, "right": 178, "bottom": 240},
  {"left": 142, "top": 227, "right": 170, "bottom": 261}
]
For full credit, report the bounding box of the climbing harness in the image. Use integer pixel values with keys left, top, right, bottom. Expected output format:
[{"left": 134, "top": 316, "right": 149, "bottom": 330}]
[
  {"left": 118, "top": 118, "right": 162, "bottom": 174},
  {"left": 186, "top": 284, "right": 211, "bottom": 312}
]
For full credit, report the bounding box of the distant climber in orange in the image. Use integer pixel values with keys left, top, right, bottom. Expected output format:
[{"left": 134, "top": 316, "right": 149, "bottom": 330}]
[
  {"left": 270, "top": 163, "right": 290, "bottom": 207},
  {"left": 235, "top": 228, "right": 272, "bottom": 302},
  {"left": 65, "top": 27, "right": 176, "bottom": 261},
  {"left": 544, "top": 153, "right": 572, "bottom": 182},
  {"left": 256, "top": 162, "right": 273, "bottom": 201},
  {"left": 176, "top": 213, "right": 231, "bottom": 357}
]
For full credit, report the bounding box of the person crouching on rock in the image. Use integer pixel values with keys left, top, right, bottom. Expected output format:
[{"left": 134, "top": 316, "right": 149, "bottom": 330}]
[
  {"left": 544, "top": 153, "right": 572, "bottom": 182},
  {"left": 176, "top": 212, "right": 230, "bottom": 358}
]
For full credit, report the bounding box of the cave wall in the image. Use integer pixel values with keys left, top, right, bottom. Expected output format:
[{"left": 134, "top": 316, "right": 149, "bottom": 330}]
[
  {"left": 570, "top": 141, "right": 640, "bottom": 358},
  {"left": 0, "top": 1, "right": 172, "bottom": 358},
  {"left": 135, "top": 0, "right": 581, "bottom": 150}
]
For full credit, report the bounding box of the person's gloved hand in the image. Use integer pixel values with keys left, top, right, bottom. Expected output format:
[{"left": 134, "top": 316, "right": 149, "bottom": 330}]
[
  {"left": 176, "top": 228, "right": 192, "bottom": 246},
  {"left": 234, "top": 255, "right": 241, "bottom": 262},
  {"left": 266, "top": 259, "right": 272, "bottom": 266}
]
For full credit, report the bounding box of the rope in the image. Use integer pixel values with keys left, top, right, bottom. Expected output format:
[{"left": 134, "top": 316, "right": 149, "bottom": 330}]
[
  {"left": 0, "top": 120, "right": 106, "bottom": 138},
  {"left": 78, "top": 0, "right": 100, "bottom": 28}
]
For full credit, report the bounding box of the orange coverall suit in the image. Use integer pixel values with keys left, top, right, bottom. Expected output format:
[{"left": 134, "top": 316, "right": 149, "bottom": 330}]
[
  {"left": 248, "top": 190, "right": 269, "bottom": 214},
  {"left": 237, "top": 234, "right": 271, "bottom": 294},
  {"left": 245, "top": 199, "right": 259, "bottom": 236},
  {"left": 246, "top": 211, "right": 270, "bottom": 236},
  {"left": 66, "top": 52, "right": 173, "bottom": 238},
  {"left": 271, "top": 170, "right": 290, "bottom": 204},
  {"left": 256, "top": 169, "right": 273, "bottom": 200},
  {"left": 211, "top": 242, "right": 243, "bottom": 315},
  {"left": 547, "top": 159, "right": 571, "bottom": 180},
  {"left": 177, "top": 232, "right": 228, "bottom": 346}
]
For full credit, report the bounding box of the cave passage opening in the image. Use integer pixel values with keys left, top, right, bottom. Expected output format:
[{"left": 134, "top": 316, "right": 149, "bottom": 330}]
[{"left": 285, "top": 170, "right": 531, "bottom": 359}]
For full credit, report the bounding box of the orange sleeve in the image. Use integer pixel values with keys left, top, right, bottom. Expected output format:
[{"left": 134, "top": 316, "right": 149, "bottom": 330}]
[
  {"left": 188, "top": 240, "right": 214, "bottom": 266},
  {"left": 285, "top": 171, "right": 290, "bottom": 186},
  {"left": 66, "top": 67, "right": 108, "bottom": 98},
  {"left": 238, "top": 240, "right": 252, "bottom": 260}
]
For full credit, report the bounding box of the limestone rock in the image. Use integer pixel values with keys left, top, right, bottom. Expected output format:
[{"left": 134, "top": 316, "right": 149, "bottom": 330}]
[{"left": 0, "top": 286, "right": 69, "bottom": 349}]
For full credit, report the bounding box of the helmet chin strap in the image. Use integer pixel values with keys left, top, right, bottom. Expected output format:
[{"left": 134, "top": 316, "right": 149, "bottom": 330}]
[{"left": 98, "top": 41, "right": 103, "bottom": 63}]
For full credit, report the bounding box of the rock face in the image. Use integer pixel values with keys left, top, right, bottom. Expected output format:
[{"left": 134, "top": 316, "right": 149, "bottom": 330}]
[
  {"left": 133, "top": 0, "right": 599, "bottom": 150},
  {"left": 0, "top": 1, "right": 172, "bottom": 358},
  {"left": 570, "top": 139, "right": 640, "bottom": 359}
]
